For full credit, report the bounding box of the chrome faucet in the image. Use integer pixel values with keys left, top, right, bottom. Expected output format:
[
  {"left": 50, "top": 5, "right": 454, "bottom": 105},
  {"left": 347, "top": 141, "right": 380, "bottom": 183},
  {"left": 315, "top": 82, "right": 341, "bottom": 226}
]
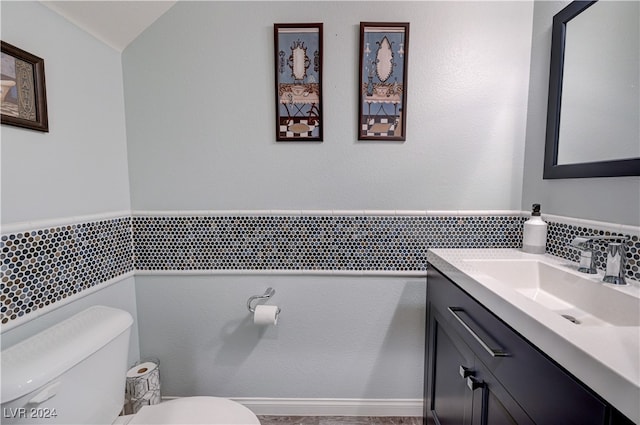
[{"left": 570, "top": 236, "right": 629, "bottom": 285}]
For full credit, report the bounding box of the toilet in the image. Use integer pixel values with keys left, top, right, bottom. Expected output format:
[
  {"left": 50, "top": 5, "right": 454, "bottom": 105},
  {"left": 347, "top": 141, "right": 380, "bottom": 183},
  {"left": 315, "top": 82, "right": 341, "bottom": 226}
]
[{"left": 1, "top": 306, "right": 260, "bottom": 425}]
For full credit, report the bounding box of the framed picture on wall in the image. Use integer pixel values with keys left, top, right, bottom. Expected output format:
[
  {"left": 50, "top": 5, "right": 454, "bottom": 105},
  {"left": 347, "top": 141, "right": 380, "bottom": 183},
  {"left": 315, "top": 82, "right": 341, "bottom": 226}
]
[
  {"left": 358, "top": 22, "right": 409, "bottom": 141},
  {"left": 1, "top": 41, "right": 48, "bottom": 132},
  {"left": 274, "top": 23, "right": 323, "bottom": 142}
]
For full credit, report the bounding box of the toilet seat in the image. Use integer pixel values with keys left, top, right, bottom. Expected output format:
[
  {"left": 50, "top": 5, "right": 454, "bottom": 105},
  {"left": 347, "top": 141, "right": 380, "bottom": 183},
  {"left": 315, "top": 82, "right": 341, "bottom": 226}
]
[{"left": 125, "top": 396, "right": 261, "bottom": 425}]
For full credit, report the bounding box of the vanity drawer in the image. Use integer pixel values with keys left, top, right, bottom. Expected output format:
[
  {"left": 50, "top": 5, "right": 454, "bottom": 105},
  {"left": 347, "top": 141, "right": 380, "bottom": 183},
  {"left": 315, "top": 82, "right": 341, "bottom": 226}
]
[{"left": 427, "top": 265, "right": 608, "bottom": 425}]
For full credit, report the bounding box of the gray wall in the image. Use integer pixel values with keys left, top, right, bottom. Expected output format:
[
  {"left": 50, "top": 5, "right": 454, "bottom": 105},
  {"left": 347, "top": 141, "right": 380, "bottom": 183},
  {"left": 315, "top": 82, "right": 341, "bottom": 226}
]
[
  {"left": 521, "top": 1, "right": 640, "bottom": 226},
  {"left": 6, "top": 0, "right": 639, "bottom": 407},
  {"left": 1, "top": 277, "right": 141, "bottom": 367},
  {"left": 1, "top": 2, "right": 139, "bottom": 360},
  {"left": 122, "top": 0, "right": 534, "bottom": 400},
  {"left": 135, "top": 275, "right": 426, "bottom": 399},
  {"left": 123, "top": 1, "right": 534, "bottom": 212}
]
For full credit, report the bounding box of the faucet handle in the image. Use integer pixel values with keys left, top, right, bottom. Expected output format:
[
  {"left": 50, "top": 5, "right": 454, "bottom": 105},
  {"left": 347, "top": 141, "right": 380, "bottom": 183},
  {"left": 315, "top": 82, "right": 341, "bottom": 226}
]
[
  {"left": 570, "top": 237, "right": 593, "bottom": 249},
  {"left": 576, "top": 250, "right": 597, "bottom": 274},
  {"left": 603, "top": 243, "right": 627, "bottom": 285},
  {"left": 569, "top": 237, "right": 597, "bottom": 273}
]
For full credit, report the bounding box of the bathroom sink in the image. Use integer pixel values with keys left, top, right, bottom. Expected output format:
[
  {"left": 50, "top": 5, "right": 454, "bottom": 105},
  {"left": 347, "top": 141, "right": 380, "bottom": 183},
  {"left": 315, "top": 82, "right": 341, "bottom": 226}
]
[
  {"left": 463, "top": 259, "right": 640, "bottom": 327},
  {"left": 428, "top": 249, "right": 640, "bottom": 423}
]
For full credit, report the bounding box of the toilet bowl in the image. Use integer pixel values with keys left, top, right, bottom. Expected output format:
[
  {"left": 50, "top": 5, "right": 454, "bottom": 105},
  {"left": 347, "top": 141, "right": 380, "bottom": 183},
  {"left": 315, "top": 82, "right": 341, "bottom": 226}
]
[
  {"left": 1, "top": 306, "right": 260, "bottom": 425},
  {"left": 116, "top": 397, "right": 260, "bottom": 425}
]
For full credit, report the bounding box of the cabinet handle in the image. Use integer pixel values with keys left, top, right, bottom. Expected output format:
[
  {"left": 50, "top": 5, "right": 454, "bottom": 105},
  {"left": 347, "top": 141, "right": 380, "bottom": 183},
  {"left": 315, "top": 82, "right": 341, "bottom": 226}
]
[
  {"left": 467, "top": 376, "right": 484, "bottom": 391},
  {"left": 448, "top": 307, "right": 510, "bottom": 357},
  {"left": 459, "top": 365, "right": 474, "bottom": 378}
]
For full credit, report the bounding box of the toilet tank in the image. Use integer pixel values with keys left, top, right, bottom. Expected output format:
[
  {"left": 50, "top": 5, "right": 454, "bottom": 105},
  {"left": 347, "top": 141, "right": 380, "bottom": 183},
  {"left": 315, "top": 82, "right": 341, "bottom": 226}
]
[{"left": 1, "top": 306, "right": 133, "bottom": 425}]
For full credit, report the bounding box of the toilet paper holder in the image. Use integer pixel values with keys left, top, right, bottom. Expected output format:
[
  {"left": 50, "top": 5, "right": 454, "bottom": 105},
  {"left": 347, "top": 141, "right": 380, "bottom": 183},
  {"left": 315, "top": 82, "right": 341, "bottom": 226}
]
[{"left": 247, "top": 287, "right": 278, "bottom": 313}]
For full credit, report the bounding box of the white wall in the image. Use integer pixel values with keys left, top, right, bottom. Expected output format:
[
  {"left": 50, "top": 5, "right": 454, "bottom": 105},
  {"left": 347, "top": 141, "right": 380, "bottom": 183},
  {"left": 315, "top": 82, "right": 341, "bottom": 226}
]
[
  {"left": 123, "top": 1, "right": 534, "bottom": 212},
  {"left": 0, "top": 1, "right": 131, "bottom": 225},
  {"left": 521, "top": 1, "right": 640, "bottom": 226}
]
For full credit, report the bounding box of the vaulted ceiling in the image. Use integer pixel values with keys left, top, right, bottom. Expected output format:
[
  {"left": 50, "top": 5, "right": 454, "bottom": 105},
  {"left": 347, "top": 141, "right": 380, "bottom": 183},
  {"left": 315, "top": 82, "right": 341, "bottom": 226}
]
[{"left": 40, "top": 1, "right": 177, "bottom": 51}]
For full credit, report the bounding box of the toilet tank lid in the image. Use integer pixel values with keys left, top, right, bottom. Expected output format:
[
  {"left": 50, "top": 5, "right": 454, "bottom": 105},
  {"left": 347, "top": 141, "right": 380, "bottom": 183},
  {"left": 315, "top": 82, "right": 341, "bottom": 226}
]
[{"left": 1, "top": 306, "right": 133, "bottom": 403}]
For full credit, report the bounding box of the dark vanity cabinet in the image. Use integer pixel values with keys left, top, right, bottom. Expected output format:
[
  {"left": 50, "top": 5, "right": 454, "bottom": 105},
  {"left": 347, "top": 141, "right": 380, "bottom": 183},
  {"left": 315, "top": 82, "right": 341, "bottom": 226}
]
[
  {"left": 424, "top": 265, "right": 635, "bottom": 425},
  {"left": 427, "top": 306, "right": 532, "bottom": 425}
]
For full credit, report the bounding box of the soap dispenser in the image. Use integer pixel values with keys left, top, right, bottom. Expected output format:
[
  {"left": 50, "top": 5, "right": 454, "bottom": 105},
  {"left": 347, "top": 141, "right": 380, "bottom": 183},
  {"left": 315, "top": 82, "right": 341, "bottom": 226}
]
[{"left": 522, "top": 203, "right": 547, "bottom": 254}]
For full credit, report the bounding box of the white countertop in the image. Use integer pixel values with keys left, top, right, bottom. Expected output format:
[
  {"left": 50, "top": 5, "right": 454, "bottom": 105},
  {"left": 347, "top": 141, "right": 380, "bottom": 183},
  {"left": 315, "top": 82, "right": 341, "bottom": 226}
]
[{"left": 427, "top": 248, "right": 640, "bottom": 423}]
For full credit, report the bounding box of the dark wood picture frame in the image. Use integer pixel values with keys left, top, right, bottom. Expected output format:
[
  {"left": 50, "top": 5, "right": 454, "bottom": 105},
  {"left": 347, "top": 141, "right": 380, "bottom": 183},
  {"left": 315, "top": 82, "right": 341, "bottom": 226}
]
[
  {"left": 358, "top": 22, "right": 409, "bottom": 141},
  {"left": 274, "top": 23, "right": 323, "bottom": 142},
  {"left": 1, "top": 41, "right": 49, "bottom": 132}
]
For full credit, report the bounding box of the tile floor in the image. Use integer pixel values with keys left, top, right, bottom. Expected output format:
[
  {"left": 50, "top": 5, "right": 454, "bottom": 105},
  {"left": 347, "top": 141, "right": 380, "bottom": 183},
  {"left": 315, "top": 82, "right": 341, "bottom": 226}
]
[{"left": 256, "top": 417, "right": 423, "bottom": 425}]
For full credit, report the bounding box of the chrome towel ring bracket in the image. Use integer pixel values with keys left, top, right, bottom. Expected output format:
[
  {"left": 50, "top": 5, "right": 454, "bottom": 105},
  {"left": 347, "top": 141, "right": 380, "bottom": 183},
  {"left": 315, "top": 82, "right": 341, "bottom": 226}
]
[{"left": 247, "top": 287, "right": 279, "bottom": 313}]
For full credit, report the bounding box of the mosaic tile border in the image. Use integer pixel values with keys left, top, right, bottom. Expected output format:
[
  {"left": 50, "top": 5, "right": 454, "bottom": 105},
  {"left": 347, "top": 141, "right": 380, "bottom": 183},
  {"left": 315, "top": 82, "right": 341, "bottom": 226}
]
[
  {"left": 1, "top": 217, "right": 134, "bottom": 325},
  {"left": 2, "top": 210, "right": 639, "bottom": 326},
  {"left": 132, "top": 215, "right": 525, "bottom": 272}
]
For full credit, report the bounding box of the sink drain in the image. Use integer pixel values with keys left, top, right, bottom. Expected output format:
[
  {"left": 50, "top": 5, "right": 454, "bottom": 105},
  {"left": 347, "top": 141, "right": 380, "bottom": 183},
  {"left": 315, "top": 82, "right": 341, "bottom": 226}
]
[{"left": 561, "top": 314, "right": 580, "bottom": 324}]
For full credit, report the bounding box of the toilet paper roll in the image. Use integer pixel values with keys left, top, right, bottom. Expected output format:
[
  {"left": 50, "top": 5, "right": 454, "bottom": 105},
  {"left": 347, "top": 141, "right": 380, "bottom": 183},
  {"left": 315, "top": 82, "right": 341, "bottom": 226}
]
[
  {"left": 126, "top": 361, "right": 161, "bottom": 399},
  {"left": 253, "top": 305, "right": 280, "bottom": 325}
]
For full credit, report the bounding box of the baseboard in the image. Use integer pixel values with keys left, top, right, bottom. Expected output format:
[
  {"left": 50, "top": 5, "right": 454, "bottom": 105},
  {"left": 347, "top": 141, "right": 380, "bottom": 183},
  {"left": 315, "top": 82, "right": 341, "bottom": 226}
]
[{"left": 228, "top": 397, "right": 424, "bottom": 417}]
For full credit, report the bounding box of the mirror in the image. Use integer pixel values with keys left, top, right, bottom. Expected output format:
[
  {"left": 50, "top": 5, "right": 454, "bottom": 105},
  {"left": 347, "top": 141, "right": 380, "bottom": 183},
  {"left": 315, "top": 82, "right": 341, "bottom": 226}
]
[
  {"left": 375, "top": 36, "right": 394, "bottom": 82},
  {"left": 544, "top": 0, "right": 640, "bottom": 179},
  {"left": 289, "top": 41, "right": 310, "bottom": 82}
]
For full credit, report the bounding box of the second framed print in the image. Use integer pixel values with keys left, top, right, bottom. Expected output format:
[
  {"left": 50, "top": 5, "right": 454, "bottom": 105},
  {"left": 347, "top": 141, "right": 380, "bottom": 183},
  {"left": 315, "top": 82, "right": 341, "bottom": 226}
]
[
  {"left": 358, "top": 22, "right": 409, "bottom": 141},
  {"left": 274, "top": 23, "right": 323, "bottom": 142}
]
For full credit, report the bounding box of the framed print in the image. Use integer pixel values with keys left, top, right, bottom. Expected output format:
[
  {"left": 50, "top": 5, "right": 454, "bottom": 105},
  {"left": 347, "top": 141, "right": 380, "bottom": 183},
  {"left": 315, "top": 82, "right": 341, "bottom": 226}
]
[
  {"left": 274, "top": 23, "right": 323, "bottom": 142},
  {"left": 1, "top": 41, "right": 48, "bottom": 132},
  {"left": 358, "top": 22, "right": 409, "bottom": 141}
]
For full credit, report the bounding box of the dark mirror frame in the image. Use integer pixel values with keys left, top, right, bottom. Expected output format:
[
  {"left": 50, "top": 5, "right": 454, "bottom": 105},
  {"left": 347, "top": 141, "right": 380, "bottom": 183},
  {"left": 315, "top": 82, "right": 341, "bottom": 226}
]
[{"left": 543, "top": 0, "right": 640, "bottom": 179}]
